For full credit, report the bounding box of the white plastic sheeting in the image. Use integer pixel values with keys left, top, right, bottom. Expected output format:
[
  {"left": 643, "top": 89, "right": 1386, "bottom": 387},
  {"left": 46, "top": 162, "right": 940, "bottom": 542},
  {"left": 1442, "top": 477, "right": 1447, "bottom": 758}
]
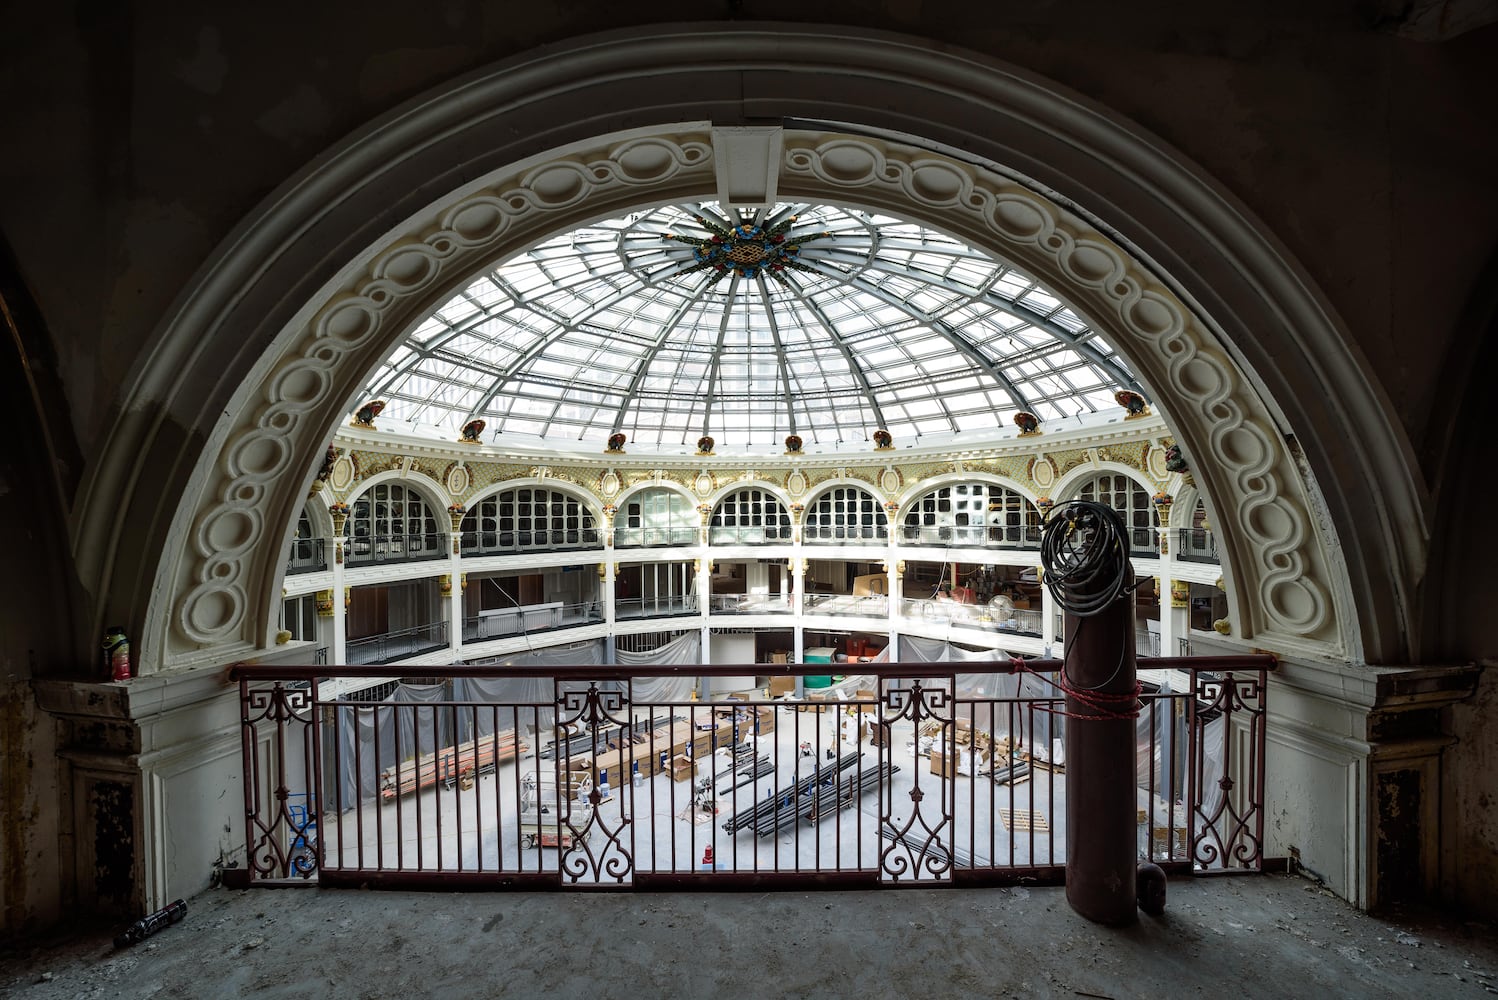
[
  {"left": 334, "top": 682, "right": 450, "bottom": 806},
  {"left": 335, "top": 641, "right": 607, "bottom": 804},
  {"left": 616, "top": 631, "right": 701, "bottom": 704}
]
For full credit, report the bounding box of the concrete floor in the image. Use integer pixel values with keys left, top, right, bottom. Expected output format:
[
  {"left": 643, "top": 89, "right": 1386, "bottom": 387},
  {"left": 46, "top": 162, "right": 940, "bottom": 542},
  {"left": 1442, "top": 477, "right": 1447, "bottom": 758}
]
[{"left": 3, "top": 875, "right": 1496, "bottom": 999}]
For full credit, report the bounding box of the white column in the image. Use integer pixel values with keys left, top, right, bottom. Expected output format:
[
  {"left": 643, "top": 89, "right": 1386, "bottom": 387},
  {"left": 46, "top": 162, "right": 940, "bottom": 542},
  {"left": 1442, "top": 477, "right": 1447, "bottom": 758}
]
[
  {"left": 791, "top": 557, "right": 806, "bottom": 696},
  {"left": 601, "top": 562, "right": 616, "bottom": 662},
  {"left": 1154, "top": 510, "right": 1174, "bottom": 659},
  {"left": 332, "top": 582, "right": 347, "bottom": 665},
  {"left": 447, "top": 574, "right": 464, "bottom": 659},
  {"left": 696, "top": 556, "right": 712, "bottom": 621},
  {"left": 886, "top": 558, "right": 903, "bottom": 661},
  {"left": 1039, "top": 564, "right": 1056, "bottom": 658},
  {"left": 329, "top": 513, "right": 347, "bottom": 664}
]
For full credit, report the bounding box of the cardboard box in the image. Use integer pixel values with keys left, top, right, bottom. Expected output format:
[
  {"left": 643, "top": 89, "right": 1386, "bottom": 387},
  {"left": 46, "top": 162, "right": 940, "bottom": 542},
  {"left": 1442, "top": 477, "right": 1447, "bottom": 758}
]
[
  {"left": 670, "top": 754, "right": 696, "bottom": 782},
  {"left": 929, "top": 750, "right": 955, "bottom": 778},
  {"left": 768, "top": 675, "right": 796, "bottom": 697}
]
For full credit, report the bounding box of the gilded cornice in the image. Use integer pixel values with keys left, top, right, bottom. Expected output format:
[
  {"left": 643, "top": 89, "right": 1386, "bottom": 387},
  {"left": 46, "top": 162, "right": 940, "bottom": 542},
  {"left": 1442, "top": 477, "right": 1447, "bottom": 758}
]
[{"left": 333, "top": 417, "right": 1181, "bottom": 507}]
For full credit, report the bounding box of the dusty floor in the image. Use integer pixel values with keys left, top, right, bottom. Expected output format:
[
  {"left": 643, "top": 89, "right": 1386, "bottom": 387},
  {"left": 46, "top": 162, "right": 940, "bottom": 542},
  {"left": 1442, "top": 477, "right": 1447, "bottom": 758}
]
[{"left": 2, "top": 874, "right": 1496, "bottom": 999}]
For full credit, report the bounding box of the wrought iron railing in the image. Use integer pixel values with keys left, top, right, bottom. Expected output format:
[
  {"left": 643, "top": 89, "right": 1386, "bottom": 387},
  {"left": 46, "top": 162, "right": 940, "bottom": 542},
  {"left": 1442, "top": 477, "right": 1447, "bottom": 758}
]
[
  {"left": 707, "top": 594, "right": 795, "bottom": 615},
  {"left": 460, "top": 528, "right": 602, "bottom": 556},
  {"left": 899, "top": 598, "right": 1043, "bottom": 637},
  {"left": 614, "top": 596, "right": 699, "bottom": 619},
  {"left": 345, "top": 532, "right": 448, "bottom": 565},
  {"left": 803, "top": 593, "right": 889, "bottom": 618},
  {"left": 228, "top": 656, "right": 1273, "bottom": 890},
  {"left": 1128, "top": 527, "right": 1160, "bottom": 557},
  {"left": 1175, "top": 527, "right": 1219, "bottom": 564},
  {"left": 707, "top": 525, "right": 794, "bottom": 545},
  {"left": 286, "top": 538, "right": 327, "bottom": 575},
  {"left": 345, "top": 622, "right": 450, "bottom": 665},
  {"left": 463, "top": 602, "right": 602, "bottom": 641},
  {"left": 613, "top": 527, "right": 700, "bottom": 548},
  {"left": 802, "top": 525, "right": 889, "bottom": 544},
  {"left": 896, "top": 525, "right": 1043, "bottom": 550}
]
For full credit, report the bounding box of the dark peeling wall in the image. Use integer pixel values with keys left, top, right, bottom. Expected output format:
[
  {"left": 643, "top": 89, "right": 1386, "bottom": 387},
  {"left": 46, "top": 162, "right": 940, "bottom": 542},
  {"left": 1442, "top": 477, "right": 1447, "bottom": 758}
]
[{"left": 0, "top": 3, "right": 1494, "bottom": 469}]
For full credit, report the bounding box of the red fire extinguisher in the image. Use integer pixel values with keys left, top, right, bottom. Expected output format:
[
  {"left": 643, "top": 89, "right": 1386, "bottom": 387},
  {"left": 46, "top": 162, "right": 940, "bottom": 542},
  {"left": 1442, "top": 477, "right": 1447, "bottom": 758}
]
[{"left": 103, "top": 626, "right": 131, "bottom": 681}]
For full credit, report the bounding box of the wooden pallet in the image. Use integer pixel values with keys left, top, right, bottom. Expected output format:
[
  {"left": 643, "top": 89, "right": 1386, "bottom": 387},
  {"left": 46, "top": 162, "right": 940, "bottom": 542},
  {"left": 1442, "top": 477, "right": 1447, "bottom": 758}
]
[{"left": 997, "top": 808, "right": 1050, "bottom": 833}]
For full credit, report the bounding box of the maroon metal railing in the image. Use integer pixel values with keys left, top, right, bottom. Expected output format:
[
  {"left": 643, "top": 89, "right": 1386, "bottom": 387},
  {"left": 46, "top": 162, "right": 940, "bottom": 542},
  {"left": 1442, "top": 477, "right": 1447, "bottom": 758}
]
[{"left": 224, "top": 657, "right": 1274, "bottom": 891}]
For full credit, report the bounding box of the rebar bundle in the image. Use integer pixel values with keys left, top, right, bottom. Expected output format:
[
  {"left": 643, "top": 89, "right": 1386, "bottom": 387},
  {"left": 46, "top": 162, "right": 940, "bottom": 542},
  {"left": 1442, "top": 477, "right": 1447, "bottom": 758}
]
[
  {"left": 755, "top": 761, "right": 897, "bottom": 837},
  {"left": 721, "top": 751, "right": 864, "bottom": 835}
]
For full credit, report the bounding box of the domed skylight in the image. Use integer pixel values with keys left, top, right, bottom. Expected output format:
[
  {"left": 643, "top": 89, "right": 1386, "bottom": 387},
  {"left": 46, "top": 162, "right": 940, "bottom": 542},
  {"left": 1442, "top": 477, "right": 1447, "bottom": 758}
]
[{"left": 360, "top": 202, "right": 1145, "bottom": 451}]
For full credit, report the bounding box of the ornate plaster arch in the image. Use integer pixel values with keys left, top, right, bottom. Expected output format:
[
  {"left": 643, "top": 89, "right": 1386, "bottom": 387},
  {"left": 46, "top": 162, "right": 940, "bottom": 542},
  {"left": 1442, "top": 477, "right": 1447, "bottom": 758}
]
[
  {"left": 465, "top": 477, "right": 604, "bottom": 514},
  {"left": 705, "top": 480, "right": 795, "bottom": 512},
  {"left": 103, "top": 24, "right": 1409, "bottom": 672},
  {"left": 897, "top": 472, "right": 1044, "bottom": 512},
  {"left": 802, "top": 479, "right": 889, "bottom": 511},
  {"left": 1052, "top": 462, "right": 1163, "bottom": 508},
  {"left": 342, "top": 468, "right": 449, "bottom": 509}
]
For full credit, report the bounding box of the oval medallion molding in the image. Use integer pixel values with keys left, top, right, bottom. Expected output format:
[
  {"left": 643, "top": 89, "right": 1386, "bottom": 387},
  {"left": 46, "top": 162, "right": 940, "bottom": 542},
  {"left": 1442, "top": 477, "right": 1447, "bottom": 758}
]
[
  {"left": 1146, "top": 444, "right": 1170, "bottom": 482},
  {"left": 445, "top": 462, "right": 471, "bottom": 496},
  {"left": 145, "top": 30, "right": 1369, "bottom": 667},
  {"left": 328, "top": 455, "right": 356, "bottom": 492},
  {"left": 1030, "top": 455, "right": 1056, "bottom": 490}
]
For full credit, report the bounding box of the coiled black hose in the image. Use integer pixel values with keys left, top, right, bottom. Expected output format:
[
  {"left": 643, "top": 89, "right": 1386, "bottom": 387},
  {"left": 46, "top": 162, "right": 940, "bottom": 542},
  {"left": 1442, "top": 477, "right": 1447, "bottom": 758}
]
[{"left": 1039, "top": 499, "right": 1133, "bottom": 616}]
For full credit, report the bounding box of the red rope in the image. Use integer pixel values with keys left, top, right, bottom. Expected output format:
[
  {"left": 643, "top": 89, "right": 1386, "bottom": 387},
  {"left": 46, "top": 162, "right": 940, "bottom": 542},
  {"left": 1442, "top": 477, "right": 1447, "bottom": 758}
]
[{"left": 1009, "top": 656, "right": 1142, "bottom": 722}]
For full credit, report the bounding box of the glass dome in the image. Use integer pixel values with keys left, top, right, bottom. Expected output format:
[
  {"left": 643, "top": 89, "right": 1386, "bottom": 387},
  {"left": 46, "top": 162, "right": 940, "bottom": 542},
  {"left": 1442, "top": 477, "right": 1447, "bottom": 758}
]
[{"left": 361, "top": 202, "right": 1145, "bottom": 451}]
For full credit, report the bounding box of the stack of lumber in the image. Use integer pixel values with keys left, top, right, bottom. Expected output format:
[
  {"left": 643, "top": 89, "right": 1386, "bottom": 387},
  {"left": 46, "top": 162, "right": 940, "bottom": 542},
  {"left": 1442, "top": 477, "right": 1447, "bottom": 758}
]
[
  {"left": 565, "top": 707, "right": 775, "bottom": 782},
  {"left": 541, "top": 715, "right": 682, "bottom": 760},
  {"left": 379, "top": 728, "right": 527, "bottom": 802}
]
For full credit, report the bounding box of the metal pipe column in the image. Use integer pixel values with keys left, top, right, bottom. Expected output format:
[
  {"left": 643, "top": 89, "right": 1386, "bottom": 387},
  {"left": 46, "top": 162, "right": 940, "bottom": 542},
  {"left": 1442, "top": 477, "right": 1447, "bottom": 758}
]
[{"left": 1063, "top": 590, "right": 1138, "bottom": 925}]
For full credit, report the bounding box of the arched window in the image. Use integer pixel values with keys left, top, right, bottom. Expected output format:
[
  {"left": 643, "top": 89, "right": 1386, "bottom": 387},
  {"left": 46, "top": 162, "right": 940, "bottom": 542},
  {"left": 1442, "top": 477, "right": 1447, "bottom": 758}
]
[
  {"left": 804, "top": 486, "right": 888, "bottom": 543},
  {"left": 709, "top": 488, "right": 792, "bottom": 544},
  {"left": 286, "top": 504, "right": 326, "bottom": 574},
  {"left": 615, "top": 489, "right": 697, "bottom": 548},
  {"left": 900, "top": 483, "right": 1041, "bottom": 549},
  {"left": 1077, "top": 473, "right": 1157, "bottom": 555},
  {"left": 346, "top": 483, "right": 442, "bottom": 564},
  {"left": 460, "top": 487, "right": 598, "bottom": 555}
]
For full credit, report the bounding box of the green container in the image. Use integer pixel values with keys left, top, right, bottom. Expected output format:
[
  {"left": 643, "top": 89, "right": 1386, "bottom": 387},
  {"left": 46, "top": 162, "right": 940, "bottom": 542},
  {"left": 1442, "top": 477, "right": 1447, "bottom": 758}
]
[{"left": 803, "top": 675, "right": 833, "bottom": 689}]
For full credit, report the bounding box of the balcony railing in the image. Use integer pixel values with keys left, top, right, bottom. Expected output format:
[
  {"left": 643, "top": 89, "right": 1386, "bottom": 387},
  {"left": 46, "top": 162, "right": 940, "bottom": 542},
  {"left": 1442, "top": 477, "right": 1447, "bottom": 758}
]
[
  {"left": 345, "top": 622, "right": 450, "bottom": 665},
  {"left": 463, "top": 602, "right": 603, "bottom": 641},
  {"left": 803, "top": 593, "right": 889, "bottom": 618},
  {"left": 346, "top": 532, "right": 448, "bottom": 566},
  {"left": 896, "top": 525, "right": 1043, "bottom": 550},
  {"left": 1175, "top": 528, "right": 1219, "bottom": 564},
  {"left": 802, "top": 525, "right": 889, "bottom": 544},
  {"left": 707, "top": 525, "right": 794, "bottom": 545},
  {"left": 461, "top": 528, "right": 602, "bottom": 556},
  {"left": 286, "top": 538, "right": 327, "bottom": 575},
  {"left": 900, "top": 598, "right": 1043, "bottom": 637},
  {"left": 707, "top": 594, "right": 794, "bottom": 615},
  {"left": 228, "top": 656, "right": 1273, "bottom": 890},
  {"left": 614, "top": 526, "right": 700, "bottom": 548},
  {"left": 615, "top": 596, "right": 699, "bottom": 620},
  {"left": 1128, "top": 527, "right": 1160, "bottom": 557}
]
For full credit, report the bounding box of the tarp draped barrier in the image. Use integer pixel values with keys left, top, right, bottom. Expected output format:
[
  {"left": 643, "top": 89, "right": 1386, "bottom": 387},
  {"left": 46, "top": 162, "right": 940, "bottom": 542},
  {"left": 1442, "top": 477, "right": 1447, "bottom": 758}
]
[{"left": 617, "top": 631, "right": 701, "bottom": 704}]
